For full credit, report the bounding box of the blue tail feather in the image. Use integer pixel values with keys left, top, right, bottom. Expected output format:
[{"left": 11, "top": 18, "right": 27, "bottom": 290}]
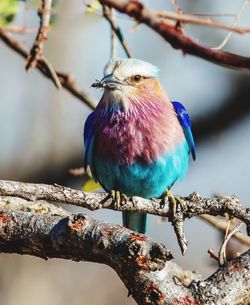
[{"left": 122, "top": 211, "right": 147, "bottom": 234}]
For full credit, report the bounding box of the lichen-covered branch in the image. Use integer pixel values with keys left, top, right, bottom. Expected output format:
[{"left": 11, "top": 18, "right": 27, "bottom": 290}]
[
  {"left": 0, "top": 180, "right": 249, "bottom": 227},
  {"left": 0, "top": 180, "right": 250, "bottom": 255},
  {"left": 100, "top": 0, "right": 250, "bottom": 70},
  {"left": 190, "top": 250, "right": 250, "bottom": 305},
  {"left": 0, "top": 201, "right": 250, "bottom": 305}
]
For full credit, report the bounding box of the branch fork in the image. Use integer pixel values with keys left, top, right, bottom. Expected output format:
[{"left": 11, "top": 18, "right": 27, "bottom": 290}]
[{"left": 0, "top": 180, "right": 250, "bottom": 304}]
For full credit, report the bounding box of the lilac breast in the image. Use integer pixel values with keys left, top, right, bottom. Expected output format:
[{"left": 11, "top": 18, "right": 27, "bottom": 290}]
[{"left": 94, "top": 97, "right": 185, "bottom": 165}]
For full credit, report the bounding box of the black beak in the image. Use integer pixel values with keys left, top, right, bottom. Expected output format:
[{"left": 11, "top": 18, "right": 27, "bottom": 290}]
[{"left": 91, "top": 75, "right": 123, "bottom": 89}]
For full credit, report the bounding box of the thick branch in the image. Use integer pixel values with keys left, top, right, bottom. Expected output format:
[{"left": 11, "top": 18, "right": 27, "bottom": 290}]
[
  {"left": 0, "top": 180, "right": 250, "bottom": 255},
  {"left": 190, "top": 250, "right": 250, "bottom": 305},
  {"left": 100, "top": 0, "right": 250, "bottom": 70},
  {"left": 0, "top": 202, "right": 249, "bottom": 305},
  {"left": 0, "top": 180, "right": 249, "bottom": 226},
  {"left": 0, "top": 29, "right": 96, "bottom": 109}
]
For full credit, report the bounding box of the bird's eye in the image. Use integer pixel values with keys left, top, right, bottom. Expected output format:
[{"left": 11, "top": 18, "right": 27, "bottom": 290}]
[{"left": 132, "top": 75, "right": 142, "bottom": 82}]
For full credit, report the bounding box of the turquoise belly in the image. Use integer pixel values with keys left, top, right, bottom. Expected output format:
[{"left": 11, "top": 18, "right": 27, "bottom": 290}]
[{"left": 93, "top": 142, "right": 189, "bottom": 199}]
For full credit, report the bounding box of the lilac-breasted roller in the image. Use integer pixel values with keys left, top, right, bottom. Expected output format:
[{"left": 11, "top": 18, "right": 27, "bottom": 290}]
[{"left": 84, "top": 58, "right": 195, "bottom": 234}]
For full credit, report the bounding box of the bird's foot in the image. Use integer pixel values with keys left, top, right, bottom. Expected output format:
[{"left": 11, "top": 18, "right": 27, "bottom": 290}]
[
  {"left": 110, "top": 190, "right": 127, "bottom": 209},
  {"left": 161, "top": 189, "right": 184, "bottom": 217},
  {"left": 101, "top": 190, "right": 122, "bottom": 208}
]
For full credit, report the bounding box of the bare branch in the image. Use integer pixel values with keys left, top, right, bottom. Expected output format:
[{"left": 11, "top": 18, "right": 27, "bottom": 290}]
[
  {"left": 0, "top": 196, "right": 69, "bottom": 215},
  {"left": 103, "top": 6, "right": 117, "bottom": 58},
  {"left": 100, "top": 0, "right": 250, "bottom": 70},
  {"left": 200, "top": 214, "right": 250, "bottom": 248},
  {"left": 0, "top": 29, "right": 96, "bottom": 109},
  {"left": 0, "top": 180, "right": 249, "bottom": 254},
  {"left": 0, "top": 198, "right": 250, "bottom": 305},
  {"left": 25, "top": 0, "right": 53, "bottom": 71},
  {"left": 102, "top": 4, "right": 132, "bottom": 58},
  {"left": 218, "top": 222, "right": 243, "bottom": 266},
  {"left": 212, "top": 0, "right": 250, "bottom": 50},
  {"left": 157, "top": 10, "right": 250, "bottom": 34},
  {"left": 190, "top": 249, "right": 250, "bottom": 305},
  {"left": 0, "top": 26, "right": 37, "bottom": 34}
]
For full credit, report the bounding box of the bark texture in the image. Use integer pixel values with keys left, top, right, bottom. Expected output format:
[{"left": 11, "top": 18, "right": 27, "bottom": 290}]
[{"left": 0, "top": 180, "right": 250, "bottom": 304}]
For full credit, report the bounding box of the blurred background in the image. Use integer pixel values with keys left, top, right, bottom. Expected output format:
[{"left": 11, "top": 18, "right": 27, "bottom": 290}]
[{"left": 0, "top": 0, "right": 250, "bottom": 304}]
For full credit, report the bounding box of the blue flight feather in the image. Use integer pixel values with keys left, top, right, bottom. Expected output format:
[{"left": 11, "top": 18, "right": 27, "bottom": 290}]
[
  {"left": 172, "top": 101, "right": 196, "bottom": 161},
  {"left": 83, "top": 112, "right": 95, "bottom": 172}
]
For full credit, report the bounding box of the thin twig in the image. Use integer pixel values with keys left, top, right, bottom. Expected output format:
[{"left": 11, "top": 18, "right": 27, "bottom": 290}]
[
  {"left": 102, "top": 4, "right": 132, "bottom": 58},
  {"left": 0, "top": 26, "right": 37, "bottom": 34},
  {"left": 157, "top": 10, "right": 250, "bottom": 34},
  {"left": 100, "top": 0, "right": 250, "bottom": 70},
  {"left": 212, "top": 0, "right": 250, "bottom": 50},
  {"left": 200, "top": 215, "right": 250, "bottom": 247},
  {"left": 26, "top": 0, "right": 52, "bottom": 70},
  {"left": 25, "top": 0, "right": 61, "bottom": 88},
  {"left": 183, "top": 13, "right": 235, "bottom": 18},
  {"left": 208, "top": 248, "right": 219, "bottom": 262},
  {"left": 170, "top": 0, "right": 183, "bottom": 32},
  {"left": 110, "top": 8, "right": 117, "bottom": 58},
  {"left": 219, "top": 222, "right": 243, "bottom": 266},
  {"left": 0, "top": 29, "right": 96, "bottom": 109},
  {"left": 42, "top": 55, "right": 62, "bottom": 88}
]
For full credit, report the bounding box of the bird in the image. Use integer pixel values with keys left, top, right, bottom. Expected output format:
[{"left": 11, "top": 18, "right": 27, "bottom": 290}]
[{"left": 83, "top": 58, "right": 195, "bottom": 234}]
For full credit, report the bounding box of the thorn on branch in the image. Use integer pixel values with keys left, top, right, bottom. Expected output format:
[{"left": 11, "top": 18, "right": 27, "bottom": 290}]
[{"left": 171, "top": 212, "right": 188, "bottom": 255}]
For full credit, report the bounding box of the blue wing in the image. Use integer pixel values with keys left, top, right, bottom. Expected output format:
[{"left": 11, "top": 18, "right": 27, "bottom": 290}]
[
  {"left": 83, "top": 112, "right": 96, "bottom": 172},
  {"left": 172, "top": 101, "right": 196, "bottom": 161}
]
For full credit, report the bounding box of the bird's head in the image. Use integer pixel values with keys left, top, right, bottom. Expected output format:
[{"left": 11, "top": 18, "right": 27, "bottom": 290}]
[{"left": 92, "top": 58, "right": 164, "bottom": 111}]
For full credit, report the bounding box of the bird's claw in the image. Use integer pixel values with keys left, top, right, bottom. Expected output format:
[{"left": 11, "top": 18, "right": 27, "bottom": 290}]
[
  {"left": 161, "top": 189, "right": 184, "bottom": 217},
  {"left": 110, "top": 190, "right": 127, "bottom": 209}
]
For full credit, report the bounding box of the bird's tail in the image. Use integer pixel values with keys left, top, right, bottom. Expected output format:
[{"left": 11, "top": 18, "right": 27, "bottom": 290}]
[{"left": 122, "top": 211, "right": 147, "bottom": 234}]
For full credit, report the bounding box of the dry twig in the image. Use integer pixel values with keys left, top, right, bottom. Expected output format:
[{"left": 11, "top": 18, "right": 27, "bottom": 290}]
[
  {"left": 208, "top": 248, "right": 219, "bottom": 262},
  {"left": 212, "top": 0, "right": 250, "bottom": 50},
  {"left": 26, "top": 0, "right": 52, "bottom": 70},
  {"left": 0, "top": 26, "right": 37, "bottom": 34},
  {"left": 100, "top": 0, "right": 250, "bottom": 70},
  {"left": 0, "top": 29, "right": 96, "bottom": 109},
  {"left": 102, "top": 4, "right": 132, "bottom": 58},
  {"left": 157, "top": 10, "right": 250, "bottom": 34},
  {"left": 200, "top": 214, "right": 250, "bottom": 248},
  {"left": 219, "top": 222, "right": 243, "bottom": 266},
  {"left": 25, "top": 0, "right": 61, "bottom": 88}
]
